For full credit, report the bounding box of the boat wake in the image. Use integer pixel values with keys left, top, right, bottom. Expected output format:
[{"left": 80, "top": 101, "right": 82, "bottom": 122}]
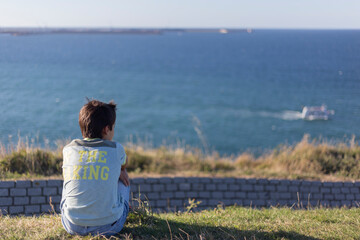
[{"left": 257, "top": 110, "right": 303, "bottom": 120}]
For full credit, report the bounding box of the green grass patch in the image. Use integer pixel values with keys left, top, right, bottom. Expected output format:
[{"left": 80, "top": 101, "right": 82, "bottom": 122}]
[{"left": 1, "top": 206, "right": 360, "bottom": 239}]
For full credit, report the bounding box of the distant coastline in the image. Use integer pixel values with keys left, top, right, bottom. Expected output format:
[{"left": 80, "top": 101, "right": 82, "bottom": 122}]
[{"left": 0, "top": 27, "right": 252, "bottom": 36}]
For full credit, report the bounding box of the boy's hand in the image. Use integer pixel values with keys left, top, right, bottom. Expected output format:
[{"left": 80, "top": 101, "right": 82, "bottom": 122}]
[{"left": 119, "top": 169, "right": 130, "bottom": 186}]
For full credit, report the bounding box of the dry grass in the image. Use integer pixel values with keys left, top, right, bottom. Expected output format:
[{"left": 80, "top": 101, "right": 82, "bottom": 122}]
[{"left": 1, "top": 134, "right": 360, "bottom": 181}]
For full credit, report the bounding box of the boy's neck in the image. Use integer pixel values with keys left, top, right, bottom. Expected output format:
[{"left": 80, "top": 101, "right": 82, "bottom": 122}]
[{"left": 83, "top": 137, "right": 102, "bottom": 141}]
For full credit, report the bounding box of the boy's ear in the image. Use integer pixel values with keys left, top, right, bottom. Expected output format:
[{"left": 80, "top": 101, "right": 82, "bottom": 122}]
[{"left": 102, "top": 125, "right": 110, "bottom": 136}]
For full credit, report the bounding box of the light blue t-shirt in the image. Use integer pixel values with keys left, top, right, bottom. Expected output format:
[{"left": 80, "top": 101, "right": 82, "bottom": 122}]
[{"left": 61, "top": 138, "right": 127, "bottom": 226}]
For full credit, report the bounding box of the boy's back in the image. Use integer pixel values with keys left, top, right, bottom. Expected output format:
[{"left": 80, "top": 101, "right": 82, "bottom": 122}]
[
  {"left": 60, "top": 99, "right": 130, "bottom": 236},
  {"left": 61, "top": 138, "right": 127, "bottom": 226}
]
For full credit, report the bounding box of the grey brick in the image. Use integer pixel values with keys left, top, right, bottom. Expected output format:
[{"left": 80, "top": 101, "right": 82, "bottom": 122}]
[
  {"left": 341, "top": 188, "right": 350, "bottom": 194},
  {"left": 291, "top": 180, "right": 302, "bottom": 186},
  {"left": 269, "top": 179, "right": 279, "bottom": 185},
  {"left": 49, "top": 196, "right": 62, "bottom": 204},
  {"left": 173, "top": 177, "right": 186, "bottom": 183},
  {"left": 229, "top": 184, "right": 240, "bottom": 191},
  {"left": 9, "top": 206, "right": 24, "bottom": 214},
  {"left": 0, "top": 181, "right": 15, "bottom": 188},
  {"left": 187, "top": 192, "right": 198, "bottom": 198},
  {"left": 309, "top": 187, "right": 319, "bottom": 193},
  {"left": 241, "top": 184, "right": 253, "bottom": 191},
  {"left": 58, "top": 187, "right": 63, "bottom": 195},
  {"left": 248, "top": 193, "right": 257, "bottom": 199},
  {"left": 270, "top": 193, "right": 279, "bottom": 200},
  {"left": 212, "top": 178, "right": 223, "bottom": 183},
  {"left": 212, "top": 192, "right": 223, "bottom": 199},
  {"left": 311, "top": 193, "right": 321, "bottom": 199},
  {"left": 341, "top": 200, "right": 352, "bottom": 207},
  {"left": 350, "top": 188, "right": 360, "bottom": 194},
  {"left": 0, "top": 189, "right": 8, "bottom": 196},
  {"left": 175, "top": 192, "right": 186, "bottom": 198},
  {"left": 302, "top": 181, "right": 312, "bottom": 186},
  {"left": 156, "top": 200, "right": 167, "bottom": 207},
  {"left": 346, "top": 194, "right": 355, "bottom": 200},
  {"left": 311, "top": 181, "right": 322, "bottom": 187},
  {"left": 333, "top": 182, "right": 343, "bottom": 187},
  {"left": 279, "top": 180, "right": 291, "bottom": 185},
  {"left": 153, "top": 184, "right": 165, "bottom": 192},
  {"left": 323, "top": 182, "right": 333, "bottom": 187},
  {"left": 32, "top": 180, "right": 47, "bottom": 187},
  {"left": 224, "top": 178, "right": 236, "bottom": 184},
  {"left": 25, "top": 205, "right": 40, "bottom": 214},
  {"left": 0, "top": 197, "right": 12, "bottom": 206},
  {"left": 247, "top": 179, "right": 257, "bottom": 184},
  {"left": 265, "top": 185, "right": 276, "bottom": 191},
  {"left": 179, "top": 183, "right": 191, "bottom": 191},
  {"left": 146, "top": 178, "right": 159, "bottom": 184},
  {"left": 199, "top": 178, "right": 212, "bottom": 183},
  {"left": 236, "top": 192, "right": 246, "bottom": 198},
  {"left": 192, "top": 183, "right": 204, "bottom": 191},
  {"left": 324, "top": 194, "right": 334, "bottom": 200},
  {"left": 344, "top": 182, "right": 354, "bottom": 187},
  {"left": 354, "top": 182, "right": 360, "bottom": 187},
  {"left": 170, "top": 199, "right": 183, "bottom": 206},
  {"left": 331, "top": 201, "right": 341, "bottom": 207},
  {"left": 47, "top": 180, "right": 63, "bottom": 187},
  {"left": 139, "top": 184, "right": 152, "bottom": 192},
  {"left": 199, "top": 192, "right": 210, "bottom": 198},
  {"left": 216, "top": 184, "right": 227, "bottom": 191},
  {"left": 28, "top": 188, "right": 42, "bottom": 196},
  {"left": 131, "top": 178, "right": 145, "bottom": 184},
  {"left": 280, "top": 193, "right": 291, "bottom": 199},
  {"left": 161, "top": 192, "right": 174, "bottom": 199},
  {"left": 31, "top": 196, "right": 46, "bottom": 204},
  {"left": 165, "top": 184, "right": 177, "bottom": 191},
  {"left": 43, "top": 187, "right": 57, "bottom": 196},
  {"left": 205, "top": 184, "right": 216, "bottom": 191},
  {"left": 236, "top": 178, "right": 246, "bottom": 184},
  {"left": 41, "top": 204, "right": 53, "bottom": 213},
  {"left": 15, "top": 180, "right": 31, "bottom": 188},
  {"left": 14, "top": 197, "right": 29, "bottom": 205},
  {"left": 289, "top": 186, "right": 299, "bottom": 192},
  {"left": 130, "top": 184, "right": 139, "bottom": 193},
  {"left": 158, "top": 177, "right": 172, "bottom": 183},
  {"left": 258, "top": 179, "right": 269, "bottom": 184},
  {"left": 208, "top": 199, "right": 221, "bottom": 206},
  {"left": 254, "top": 185, "right": 264, "bottom": 191},
  {"left": 300, "top": 186, "right": 310, "bottom": 192},
  {"left": 332, "top": 188, "right": 341, "bottom": 194},
  {"left": 277, "top": 185, "right": 288, "bottom": 192},
  {"left": 253, "top": 200, "right": 266, "bottom": 207},
  {"left": 321, "top": 187, "right": 331, "bottom": 193},
  {"left": 147, "top": 193, "right": 160, "bottom": 200},
  {"left": 335, "top": 194, "right": 346, "bottom": 201},
  {"left": 224, "top": 192, "right": 235, "bottom": 199},
  {"left": 258, "top": 192, "right": 268, "bottom": 199},
  {"left": 10, "top": 188, "right": 26, "bottom": 196},
  {"left": 0, "top": 206, "right": 8, "bottom": 215},
  {"left": 187, "top": 177, "right": 202, "bottom": 183}
]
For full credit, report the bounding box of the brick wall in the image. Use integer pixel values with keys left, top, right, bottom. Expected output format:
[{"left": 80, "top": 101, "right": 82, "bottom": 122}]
[{"left": 1, "top": 177, "right": 360, "bottom": 215}]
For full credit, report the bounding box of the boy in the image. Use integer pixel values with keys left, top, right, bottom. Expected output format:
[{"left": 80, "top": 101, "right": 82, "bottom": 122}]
[{"left": 60, "top": 99, "right": 130, "bottom": 237}]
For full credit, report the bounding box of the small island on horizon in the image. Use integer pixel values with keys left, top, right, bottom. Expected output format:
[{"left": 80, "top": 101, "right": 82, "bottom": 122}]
[{"left": 0, "top": 27, "right": 253, "bottom": 36}]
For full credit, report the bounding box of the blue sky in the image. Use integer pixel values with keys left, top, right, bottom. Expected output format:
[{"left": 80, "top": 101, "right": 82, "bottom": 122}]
[{"left": 1, "top": 0, "right": 359, "bottom": 29}]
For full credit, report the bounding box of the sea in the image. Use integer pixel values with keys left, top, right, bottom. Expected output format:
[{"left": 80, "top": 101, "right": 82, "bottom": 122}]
[{"left": 0, "top": 30, "right": 359, "bottom": 155}]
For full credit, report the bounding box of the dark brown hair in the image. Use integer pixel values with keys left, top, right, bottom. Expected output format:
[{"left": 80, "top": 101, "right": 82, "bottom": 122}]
[{"left": 79, "top": 99, "right": 117, "bottom": 139}]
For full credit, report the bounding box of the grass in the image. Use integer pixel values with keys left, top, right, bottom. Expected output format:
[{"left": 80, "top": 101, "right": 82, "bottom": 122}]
[
  {"left": 1, "top": 204, "right": 360, "bottom": 239},
  {"left": 0, "top": 134, "right": 360, "bottom": 181}
]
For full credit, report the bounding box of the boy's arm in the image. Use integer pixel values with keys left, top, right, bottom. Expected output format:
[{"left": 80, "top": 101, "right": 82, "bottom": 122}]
[{"left": 119, "top": 156, "right": 129, "bottom": 186}]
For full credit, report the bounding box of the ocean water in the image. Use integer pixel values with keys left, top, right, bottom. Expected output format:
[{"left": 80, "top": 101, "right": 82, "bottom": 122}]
[{"left": 0, "top": 30, "right": 359, "bottom": 155}]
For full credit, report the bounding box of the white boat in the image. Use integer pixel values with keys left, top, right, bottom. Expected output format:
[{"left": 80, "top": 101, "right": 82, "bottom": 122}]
[{"left": 301, "top": 105, "right": 335, "bottom": 120}]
